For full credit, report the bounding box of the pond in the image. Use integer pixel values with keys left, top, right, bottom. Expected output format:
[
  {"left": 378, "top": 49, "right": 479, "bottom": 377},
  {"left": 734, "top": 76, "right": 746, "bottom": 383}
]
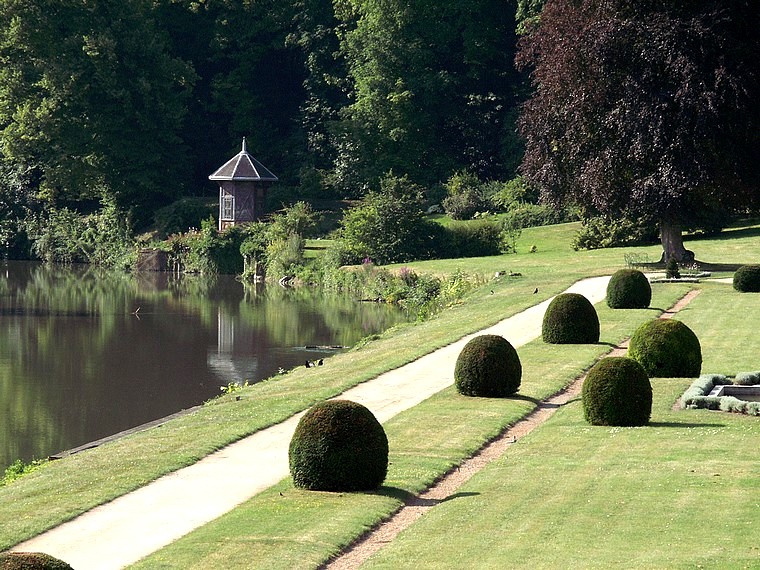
[{"left": 0, "top": 262, "right": 410, "bottom": 470}]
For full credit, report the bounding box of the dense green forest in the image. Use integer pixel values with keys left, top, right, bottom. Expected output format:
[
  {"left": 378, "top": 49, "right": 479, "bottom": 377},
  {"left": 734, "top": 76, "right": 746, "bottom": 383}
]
[
  {"left": 0, "top": 0, "right": 757, "bottom": 267},
  {"left": 0, "top": 0, "right": 538, "bottom": 245}
]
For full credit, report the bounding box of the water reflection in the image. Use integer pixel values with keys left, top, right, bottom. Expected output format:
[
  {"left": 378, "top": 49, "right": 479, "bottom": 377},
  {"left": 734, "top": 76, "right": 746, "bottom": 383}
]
[{"left": 0, "top": 262, "right": 409, "bottom": 470}]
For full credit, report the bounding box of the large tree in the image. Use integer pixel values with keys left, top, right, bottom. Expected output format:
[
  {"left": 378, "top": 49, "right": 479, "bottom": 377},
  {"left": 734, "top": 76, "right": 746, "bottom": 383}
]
[{"left": 517, "top": 0, "right": 760, "bottom": 262}]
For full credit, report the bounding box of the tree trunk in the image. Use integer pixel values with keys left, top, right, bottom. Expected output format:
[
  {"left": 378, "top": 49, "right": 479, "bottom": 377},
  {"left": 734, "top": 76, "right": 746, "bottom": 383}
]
[{"left": 659, "top": 220, "right": 694, "bottom": 264}]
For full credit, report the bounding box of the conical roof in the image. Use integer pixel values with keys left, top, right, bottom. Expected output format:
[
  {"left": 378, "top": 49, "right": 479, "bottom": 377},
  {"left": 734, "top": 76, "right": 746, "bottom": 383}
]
[{"left": 208, "top": 138, "right": 278, "bottom": 182}]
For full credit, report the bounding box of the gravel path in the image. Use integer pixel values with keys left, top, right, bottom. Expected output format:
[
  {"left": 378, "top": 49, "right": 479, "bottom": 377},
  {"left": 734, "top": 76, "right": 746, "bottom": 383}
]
[{"left": 12, "top": 277, "right": 611, "bottom": 570}]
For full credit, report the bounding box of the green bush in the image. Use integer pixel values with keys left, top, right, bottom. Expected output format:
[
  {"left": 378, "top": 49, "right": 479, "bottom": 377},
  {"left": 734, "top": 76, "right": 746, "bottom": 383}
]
[
  {"left": 503, "top": 202, "right": 570, "bottom": 229},
  {"left": 734, "top": 371, "right": 760, "bottom": 385},
  {"left": 25, "top": 202, "right": 134, "bottom": 267},
  {"left": 542, "top": 293, "right": 600, "bottom": 344},
  {"left": 338, "top": 174, "right": 439, "bottom": 264},
  {"left": 454, "top": 334, "right": 522, "bottom": 397},
  {"left": 487, "top": 176, "right": 539, "bottom": 211},
  {"left": 0, "top": 552, "right": 73, "bottom": 569},
  {"left": 628, "top": 319, "right": 702, "bottom": 377},
  {"left": 442, "top": 170, "right": 488, "bottom": 220},
  {"left": 582, "top": 357, "right": 652, "bottom": 426},
  {"left": 665, "top": 257, "right": 680, "bottom": 279},
  {"left": 438, "top": 221, "right": 503, "bottom": 258},
  {"left": 168, "top": 218, "right": 246, "bottom": 274},
  {"left": 289, "top": 400, "right": 388, "bottom": 491},
  {"left": 153, "top": 197, "right": 216, "bottom": 237},
  {"left": 733, "top": 265, "right": 760, "bottom": 292},
  {"left": 606, "top": 269, "right": 652, "bottom": 309},
  {"left": 572, "top": 213, "right": 659, "bottom": 250}
]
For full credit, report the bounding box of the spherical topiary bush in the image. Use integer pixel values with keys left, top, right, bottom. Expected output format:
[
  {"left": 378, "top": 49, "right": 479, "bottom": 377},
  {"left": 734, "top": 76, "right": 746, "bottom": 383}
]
[
  {"left": 0, "top": 552, "right": 73, "bottom": 570},
  {"left": 606, "top": 269, "right": 652, "bottom": 309},
  {"left": 733, "top": 265, "right": 760, "bottom": 292},
  {"left": 628, "top": 319, "right": 702, "bottom": 377},
  {"left": 454, "top": 334, "right": 522, "bottom": 397},
  {"left": 289, "top": 399, "right": 388, "bottom": 491},
  {"left": 582, "top": 357, "right": 652, "bottom": 426},
  {"left": 542, "top": 293, "right": 600, "bottom": 344}
]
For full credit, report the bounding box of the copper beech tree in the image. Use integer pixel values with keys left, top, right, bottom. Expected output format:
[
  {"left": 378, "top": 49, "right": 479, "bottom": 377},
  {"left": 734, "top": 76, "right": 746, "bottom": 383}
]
[{"left": 517, "top": 0, "right": 760, "bottom": 262}]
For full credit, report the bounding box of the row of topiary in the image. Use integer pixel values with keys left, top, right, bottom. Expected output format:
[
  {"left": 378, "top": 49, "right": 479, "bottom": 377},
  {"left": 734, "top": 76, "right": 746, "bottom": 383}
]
[
  {"left": 287, "top": 264, "right": 760, "bottom": 492},
  {"left": 286, "top": 269, "right": 680, "bottom": 492}
]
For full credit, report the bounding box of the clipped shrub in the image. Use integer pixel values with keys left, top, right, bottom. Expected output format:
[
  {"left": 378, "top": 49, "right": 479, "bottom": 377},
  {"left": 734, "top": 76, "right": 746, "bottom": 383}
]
[
  {"left": 439, "top": 221, "right": 502, "bottom": 258},
  {"left": 582, "top": 357, "right": 652, "bottom": 426},
  {"left": 733, "top": 265, "right": 760, "bottom": 292},
  {"left": 454, "top": 334, "right": 522, "bottom": 397},
  {"left": 628, "top": 319, "right": 702, "bottom": 377},
  {"left": 665, "top": 257, "right": 681, "bottom": 279},
  {"left": 542, "top": 293, "right": 600, "bottom": 344},
  {"left": 679, "top": 374, "right": 729, "bottom": 408},
  {"left": 289, "top": 400, "right": 388, "bottom": 491},
  {"left": 734, "top": 371, "right": 760, "bottom": 385},
  {"left": 0, "top": 552, "right": 73, "bottom": 569},
  {"left": 606, "top": 269, "right": 652, "bottom": 309}
]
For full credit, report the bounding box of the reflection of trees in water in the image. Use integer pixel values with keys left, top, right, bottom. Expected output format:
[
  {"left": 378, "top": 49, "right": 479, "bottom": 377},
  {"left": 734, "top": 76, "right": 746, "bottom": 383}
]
[
  {"left": 0, "top": 263, "right": 408, "bottom": 469},
  {"left": 239, "top": 285, "right": 407, "bottom": 348}
]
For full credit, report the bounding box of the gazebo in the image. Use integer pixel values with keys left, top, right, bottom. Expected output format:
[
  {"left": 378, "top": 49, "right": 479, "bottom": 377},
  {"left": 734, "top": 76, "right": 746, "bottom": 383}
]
[{"left": 208, "top": 137, "right": 278, "bottom": 231}]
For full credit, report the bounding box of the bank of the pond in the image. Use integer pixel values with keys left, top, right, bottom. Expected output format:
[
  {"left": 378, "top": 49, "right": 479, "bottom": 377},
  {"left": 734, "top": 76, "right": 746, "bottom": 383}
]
[
  {"left": 12, "top": 276, "right": 616, "bottom": 569},
  {"left": 0, "top": 262, "right": 411, "bottom": 471}
]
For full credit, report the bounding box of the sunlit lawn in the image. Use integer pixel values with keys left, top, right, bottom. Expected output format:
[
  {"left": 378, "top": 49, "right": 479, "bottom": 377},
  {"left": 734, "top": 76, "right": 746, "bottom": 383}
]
[
  {"left": 357, "top": 284, "right": 760, "bottom": 569},
  {"left": 0, "top": 222, "right": 757, "bottom": 559},
  {"left": 361, "top": 380, "right": 759, "bottom": 570},
  {"left": 131, "top": 285, "right": 691, "bottom": 569}
]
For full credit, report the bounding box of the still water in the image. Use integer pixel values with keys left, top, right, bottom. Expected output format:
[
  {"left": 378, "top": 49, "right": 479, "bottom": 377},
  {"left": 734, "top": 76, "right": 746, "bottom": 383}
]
[{"left": 0, "top": 262, "right": 410, "bottom": 470}]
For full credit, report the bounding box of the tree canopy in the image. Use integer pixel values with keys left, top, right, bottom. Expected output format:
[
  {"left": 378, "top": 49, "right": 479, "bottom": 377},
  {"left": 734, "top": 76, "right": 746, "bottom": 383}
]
[
  {"left": 0, "top": 0, "right": 194, "bottom": 219},
  {"left": 517, "top": 0, "right": 760, "bottom": 261},
  {"left": 0, "top": 0, "right": 530, "bottom": 231}
]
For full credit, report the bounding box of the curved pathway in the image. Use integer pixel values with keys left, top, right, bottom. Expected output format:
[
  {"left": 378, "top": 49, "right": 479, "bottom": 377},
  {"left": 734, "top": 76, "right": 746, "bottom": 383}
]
[{"left": 13, "top": 277, "right": 610, "bottom": 570}]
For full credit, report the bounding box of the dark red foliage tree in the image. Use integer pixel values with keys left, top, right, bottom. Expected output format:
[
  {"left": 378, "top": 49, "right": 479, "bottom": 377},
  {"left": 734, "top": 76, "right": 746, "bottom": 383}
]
[{"left": 517, "top": 0, "right": 760, "bottom": 262}]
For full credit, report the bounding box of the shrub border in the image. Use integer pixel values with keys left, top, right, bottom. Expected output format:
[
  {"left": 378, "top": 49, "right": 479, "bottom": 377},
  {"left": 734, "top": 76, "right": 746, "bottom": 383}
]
[{"left": 679, "top": 373, "right": 760, "bottom": 416}]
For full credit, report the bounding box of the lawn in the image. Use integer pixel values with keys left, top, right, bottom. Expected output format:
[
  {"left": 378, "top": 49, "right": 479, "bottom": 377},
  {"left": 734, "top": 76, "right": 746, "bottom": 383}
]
[
  {"left": 131, "top": 284, "right": 696, "bottom": 569},
  {"left": 0, "top": 222, "right": 757, "bottom": 565},
  {"left": 361, "top": 380, "right": 758, "bottom": 569},
  {"left": 356, "top": 284, "right": 760, "bottom": 569}
]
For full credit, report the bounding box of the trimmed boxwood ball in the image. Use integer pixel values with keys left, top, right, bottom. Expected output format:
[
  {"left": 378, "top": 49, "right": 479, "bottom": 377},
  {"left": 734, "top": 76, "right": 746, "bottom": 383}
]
[
  {"left": 628, "top": 319, "right": 702, "bottom": 377},
  {"left": 542, "top": 293, "right": 600, "bottom": 344},
  {"left": 582, "top": 357, "right": 652, "bottom": 426},
  {"left": 0, "top": 552, "right": 73, "bottom": 570},
  {"left": 733, "top": 265, "right": 760, "bottom": 292},
  {"left": 289, "top": 399, "right": 388, "bottom": 491},
  {"left": 606, "top": 269, "right": 652, "bottom": 309},
  {"left": 454, "top": 334, "right": 521, "bottom": 397}
]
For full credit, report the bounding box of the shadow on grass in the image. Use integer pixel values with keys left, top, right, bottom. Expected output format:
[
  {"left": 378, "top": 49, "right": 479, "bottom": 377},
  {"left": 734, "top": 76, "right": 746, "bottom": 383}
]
[
  {"left": 512, "top": 394, "right": 581, "bottom": 408},
  {"left": 640, "top": 261, "right": 744, "bottom": 272},
  {"left": 512, "top": 394, "right": 541, "bottom": 405},
  {"left": 649, "top": 421, "right": 726, "bottom": 428},
  {"left": 686, "top": 224, "right": 760, "bottom": 243},
  {"left": 373, "top": 487, "right": 480, "bottom": 506}
]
